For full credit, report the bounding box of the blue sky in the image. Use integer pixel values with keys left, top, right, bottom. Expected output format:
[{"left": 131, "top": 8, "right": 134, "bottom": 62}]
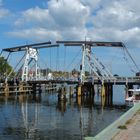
[{"left": 0, "top": 0, "right": 140, "bottom": 76}]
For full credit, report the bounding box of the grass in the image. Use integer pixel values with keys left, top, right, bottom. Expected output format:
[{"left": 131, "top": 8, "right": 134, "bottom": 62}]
[
  {"left": 118, "top": 125, "right": 127, "bottom": 129},
  {"left": 118, "top": 109, "right": 140, "bottom": 130},
  {"left": 136, "top": 109, "right": 140, "bottom": 114},
  {"left": 125, "top": 119, "right": 134, "bottom": 125}
]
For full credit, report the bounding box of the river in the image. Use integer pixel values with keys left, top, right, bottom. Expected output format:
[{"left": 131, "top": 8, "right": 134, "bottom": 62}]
[{"left": 0, "top": 85, "right": 130, "bottom": 140}]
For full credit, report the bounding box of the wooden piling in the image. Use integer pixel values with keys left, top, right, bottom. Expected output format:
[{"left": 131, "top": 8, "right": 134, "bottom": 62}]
[
  {"left": 110, "top": 84, "right": 113, "bottom": 105},
  {"left": 4, "top": 82, "right": 9, "bottom": 97},
  {"left": 107, "top": 84, "right": 113, "bottom": 106},
  {"left": 77, "top": 85, "right": 82, "bottom": 96},
  {"left": 58, "top": 86, "right": 67, "bottom": 101},
  {"left": 77, "top": 96, "right": 81, "bottom": 106},
  {"left": 32, "top": 83, "right": 37, "bottom": 99},
  {"left": 19, "top": 82, "right": 24, "bottom": 93},
  {"left": 102, "top": 83, "right": 113, "bottom": 106},
  {"left": 88, "top": 84, "right": 95, "bottom": 98},
  {"left": 101, "top": 84, "right": 105, "bottom": 97},
  {"left": 69, "top": 86, "right": 74, "bottom": 97}
]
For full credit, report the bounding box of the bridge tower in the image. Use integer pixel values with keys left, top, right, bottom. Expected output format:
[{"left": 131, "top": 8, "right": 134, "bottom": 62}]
[
  {"left": 80, "top": 44, "right": 115, "bottom": 84},
  {"left": 80, "top": 44, "right": 92, "bottom": 83},
  {"left": 22, "top": 47, "right": 40, "bottom": 81}
]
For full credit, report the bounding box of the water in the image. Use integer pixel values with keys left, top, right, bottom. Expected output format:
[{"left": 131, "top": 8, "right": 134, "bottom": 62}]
[{"left": 0, "top": 85, "right": 129, "bottom": 140}]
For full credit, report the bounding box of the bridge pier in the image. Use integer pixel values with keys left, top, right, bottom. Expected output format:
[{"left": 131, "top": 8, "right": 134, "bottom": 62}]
[
  {"left": 32, "top": 83, "right": 42, "bottom": 101},
  {"left": 69, "top": 86, "right": 74, "bottom": 97},
  {"left": 32, "top": 83, "right": 37, "bottom": 99},
  {"left": 19, "top": 82, "right": 24, "bottom": 94},
  {"left": 77, "top": 85, "right": 82, "bottom": 96},
  {"left": 76, "top": 84, "right": 95, "bottom": 97},
  {"left": 58, "top": 86, "right": 67, "bottom": 101},
  {"left": 4, "top": 82, "right": 9, "bottom": 97},
  {"left": 106, "top": 84, "right": 113, "bottom": 106},
  {"left": 101, "top": 83, "right": 113, "bottom": 106}
]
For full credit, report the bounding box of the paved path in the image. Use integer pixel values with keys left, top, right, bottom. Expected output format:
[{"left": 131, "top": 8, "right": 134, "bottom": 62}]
[{"left": 112, "top": 110, "right": 140, "bottom": 140}]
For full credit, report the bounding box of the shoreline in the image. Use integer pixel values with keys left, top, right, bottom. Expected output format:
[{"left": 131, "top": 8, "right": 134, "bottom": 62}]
[
  {"left": 85, "top": 102, "right": 140, "bottom": 140},
  {"left": 112, "top": 108, "right": 140, "bottom": 140}
]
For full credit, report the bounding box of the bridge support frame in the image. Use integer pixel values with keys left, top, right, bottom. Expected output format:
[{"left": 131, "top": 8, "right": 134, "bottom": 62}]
[
  {"left": 80, "top": 44, "right": 115, "bottom": 84},
  {"left": 80, "top": 44, "right": 92, "bottom": 83},
  {"left": 22, "top": 47, "right": 40, "bottom": 81}
]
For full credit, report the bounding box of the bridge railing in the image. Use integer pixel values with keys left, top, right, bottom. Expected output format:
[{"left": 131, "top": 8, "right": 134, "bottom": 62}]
[
  {"left": 111, "top": 76, "right": 140, "bottom": 84},
  {"left": 27, "top": 75, "right": 140, "bottom": 85},
  {"left": 84, "top": 76, "right": 140, "bottom": 84}
]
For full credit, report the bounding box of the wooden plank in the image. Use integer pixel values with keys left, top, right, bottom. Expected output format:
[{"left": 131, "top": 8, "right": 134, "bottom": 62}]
[{"left": 0, "top": 90, "right": 33, "bottom": 94}]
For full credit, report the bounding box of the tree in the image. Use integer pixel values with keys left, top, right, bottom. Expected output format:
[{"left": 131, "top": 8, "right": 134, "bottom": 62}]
[
  {"left": 0, "top": 57, "right": 15, "bottom": 80},
  {"left": 85, "top": 71, "right": 90, "bottom": 76},
  {"left": 72, "top": 68, "right": 79, "bottom": 75}
]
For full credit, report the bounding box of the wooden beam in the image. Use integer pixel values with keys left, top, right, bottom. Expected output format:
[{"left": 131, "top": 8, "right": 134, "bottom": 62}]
[
  {"left": 56, "top": 41, "right": 123, "bottom": 47},
  {"left": 3, "top": 41, "right": 52, "bottom": 52}
]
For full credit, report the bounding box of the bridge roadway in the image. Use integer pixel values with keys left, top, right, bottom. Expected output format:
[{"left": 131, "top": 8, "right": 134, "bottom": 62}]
[{"left": 27, "top": 76, "right": 140, "bottom": 85}]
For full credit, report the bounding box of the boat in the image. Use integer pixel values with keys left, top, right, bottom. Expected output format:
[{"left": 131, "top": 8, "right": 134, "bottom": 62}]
[{"left": 125, "top": 89, "right": 140, "bottom": 103}]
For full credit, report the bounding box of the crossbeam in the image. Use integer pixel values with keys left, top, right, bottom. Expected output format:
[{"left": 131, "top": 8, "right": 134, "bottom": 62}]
[
  {"left": 2, "top": 41, "right": 59, "bottom": 52},
  {"left": 34, "top": 44, "right": 59, "bottom": 49},
  {"left": 56, "top": 41, "right": 123, "bottom": 47}
]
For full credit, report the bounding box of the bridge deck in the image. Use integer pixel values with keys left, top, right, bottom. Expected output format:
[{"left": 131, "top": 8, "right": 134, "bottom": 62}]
[{"left": 27, "top": 77, "right": 140, "bottom": 85}]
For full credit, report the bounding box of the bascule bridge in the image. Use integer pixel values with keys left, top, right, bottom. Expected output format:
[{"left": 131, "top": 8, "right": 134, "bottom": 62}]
[{"left": 0, "top": 40, "right": 140, "bottom": 103}]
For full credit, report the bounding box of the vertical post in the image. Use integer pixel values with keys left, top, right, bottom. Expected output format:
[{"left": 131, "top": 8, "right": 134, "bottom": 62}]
[
  {"left": 77, "top": 96, "right": 82, "bottom": 106},
  {"left": 101, "top": 83, "right": 105, "bottom": 97},
  {"left": 80, "top": 45, "right": 86, "bottom": 83},
  {"left": 22, "top": 50, "right": 29, "bottom": 81},
  {"left": 35, "top": 61, "right": 40, "bottom": 80},
  {"left": 110, "top": 84, "right": 113, "bottom": 105},
  {"left": 104, "top": 84, "right": 113, "bottom": 106},
  {"left": 33, "top": 83, "right": 36, "bottom": 99},
  {"left": 19, "top": 81, "right": 24, "bottom": 94},
  {"left": 58, "top": 86, "right": 66, "bottom": 101},
  {"left": 105, "top": 84, "right": 108, "bottom": 105},
  {"left": 4, "top": 82, "right": 9, "bottom": 97},
  {"left": 92, "top": 85, "right": 95, "bottom": 97},
  {"left": 101, "top": 83, "right": 106, "bottom": 109},
  {"left": 89, "top": 85, "right": 92, "bottom": 96},
  {"left": 69, "top": 86, "right": 74, "bottom": 97},
  {"left": 38, "top": 84, "right": 42, "bottom": 94},
  {"left": 107, "top": 85, "right": 110, "bottom": 105},
  {"left": 77, "top": 85, "right": 82, "bottom": 96}
]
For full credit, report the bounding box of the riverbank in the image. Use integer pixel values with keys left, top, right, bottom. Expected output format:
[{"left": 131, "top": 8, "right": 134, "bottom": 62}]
[
  {"left": 112, "top": 108, "right": 140, "bottom": 140},
  {"left": 85, "top": 102, "right": 140, "bottom": 140}
]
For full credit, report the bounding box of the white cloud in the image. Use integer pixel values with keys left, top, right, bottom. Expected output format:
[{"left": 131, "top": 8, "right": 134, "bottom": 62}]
[
  {"left": 15, "top": 7, "right": 55, "bottom": 29},
  {"left": 88, "top": 27, "right": 140, "bottom": 44},
  {"left": 48, "top": 0, "right": 89, "bottom": 28},
  {"left": 81, "top": 0, "right": 101, "bottom": 12},
  {"left": 0, "top": 8, "right": 9, "bottom": 18},
  {"left": 86, "top": 0, "right": 140, "bottom": 48},
  {"left": 60, "top": 26, "right": 87, "bottom": 40},
  {"left": 8, "top": 27, "right": 62, "bottom": 41},
  {"left": 7, "top": 0, "right": 140, "bottom": 48},
  {"left": 92, "top": 1, "right": 140, "bottom": 29},
  {"left": 0, "top": 0, "right": 10, "bottom": 19},
  {"left": 10, "top": 0, "right": 89, "bottom": 41}
]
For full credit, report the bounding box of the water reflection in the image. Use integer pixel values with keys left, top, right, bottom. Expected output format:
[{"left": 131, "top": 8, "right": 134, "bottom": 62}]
[
  {"left": 56, "top": 100, "right": 66, "bottom": 115},
  {"left": 20, "top": 96, "right": 39, "bottom": 139},
  {"left": 0, "top": 90, "right": 129, "bottom": 140}
]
